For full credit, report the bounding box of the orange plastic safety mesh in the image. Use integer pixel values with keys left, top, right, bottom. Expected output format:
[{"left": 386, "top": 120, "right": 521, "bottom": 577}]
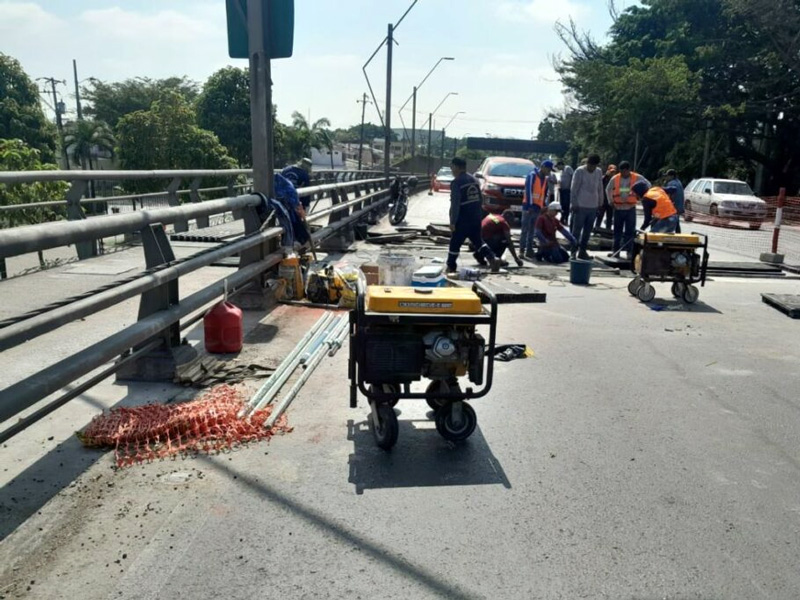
[{"left": 78, "top": 385, "right": 290, "bottom": 468}]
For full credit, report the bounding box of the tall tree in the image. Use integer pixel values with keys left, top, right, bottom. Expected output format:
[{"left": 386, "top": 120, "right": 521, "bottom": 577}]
[
  {"left": 82, "top": 76, "right": 199, "bottom": 129},
  {"left": 290, "top": 111, "right": 332, "bottom": 161},
  {"left": 196, "top": 67, "right": 252, "bottom": 166},
  {"left": 116, "top": 91, "right": 236, "bottom": 192},
  {"left": 0, "top": 54, "right": 58, "bottom": 163},
  {"left": 63, "top": 119, "right": 115, "bottom": 171}
]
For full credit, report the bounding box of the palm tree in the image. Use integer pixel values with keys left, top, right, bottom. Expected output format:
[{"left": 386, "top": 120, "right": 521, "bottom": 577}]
[
  {"left": 63, "top": 119, "right": 116, "bottom": 171},
  {"left": 290, "top": 111, "right": 333, "bottom": 166}
]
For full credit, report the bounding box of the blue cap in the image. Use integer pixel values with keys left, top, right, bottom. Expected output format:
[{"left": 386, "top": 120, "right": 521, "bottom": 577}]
[{"left": 541, "top": 160, "right": 555, "bottom": 170}]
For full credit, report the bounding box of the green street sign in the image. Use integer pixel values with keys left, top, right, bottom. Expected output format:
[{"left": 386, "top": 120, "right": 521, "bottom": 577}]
[{"left": 226, "top": 0, "right": 294, "bottom": 59}]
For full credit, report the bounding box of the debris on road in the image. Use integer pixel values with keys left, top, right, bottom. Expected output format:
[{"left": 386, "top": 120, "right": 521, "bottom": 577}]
[
  {"left": 77, "top": 385, "right": 291, "bottom": 468},
  {"left": 174, "top": 357, "right": 274, "bottom": 388}
]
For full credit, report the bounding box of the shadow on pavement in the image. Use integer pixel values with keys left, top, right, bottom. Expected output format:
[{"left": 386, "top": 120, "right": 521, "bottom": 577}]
[
  {"left": 644, "top": 299, "right": 723, "bottom": 314},
  {"left": 347, "top": 413, "right": 512, "bottom": 495},
  {"left": 200, "top": 456, "right": 482, "bottom": 600}
]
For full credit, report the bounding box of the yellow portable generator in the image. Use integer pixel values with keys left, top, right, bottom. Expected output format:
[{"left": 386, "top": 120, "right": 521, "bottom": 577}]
[
  {"left": 628, "top": 232, "right": 710, "bottom": 304},
  {"left": 348, "top": 283, "right": 498, "bottom": 450}
]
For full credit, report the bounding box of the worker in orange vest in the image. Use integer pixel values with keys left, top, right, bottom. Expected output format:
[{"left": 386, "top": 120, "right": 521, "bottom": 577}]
[
  {"left": 520, "top": 160, "right": 553, "bottom": 260},
  {"left": 605, "top": 161, "right": 650, "bottom": 257},
  {"left": 631, "top": 181, "right": 679, "bottom": 233}
]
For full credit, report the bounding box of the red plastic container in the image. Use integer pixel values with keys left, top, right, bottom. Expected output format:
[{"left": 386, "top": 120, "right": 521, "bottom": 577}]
[{"left": 204, "top": 301, "right": 243, "bottom": 353}]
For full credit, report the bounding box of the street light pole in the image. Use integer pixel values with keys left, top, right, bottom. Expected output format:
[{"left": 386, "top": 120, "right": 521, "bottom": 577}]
[
  {"left": 72, "top": 59, "right": 83, "bottom": 121},
  {"left": 427, "top": 112, "right": 433, "bottom": 175},
  {"left": 384, "top": 22, "right": 393, "bottom": 180},
  {"left": 357, "top": 93, "right": 371, "bottom": 171},
  {"left": 411, "top": 86, "right": 418, "bottom": 159}
]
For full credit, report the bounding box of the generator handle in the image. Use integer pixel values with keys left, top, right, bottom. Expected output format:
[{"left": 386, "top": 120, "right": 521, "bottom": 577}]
[{"left": 472, "top": 281, "right": 498, "bottom": 399}]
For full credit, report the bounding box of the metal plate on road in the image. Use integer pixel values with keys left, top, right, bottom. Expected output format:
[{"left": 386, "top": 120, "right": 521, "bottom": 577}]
[{"left": 761, "top": 294, "right": 800, "bottom": 318}]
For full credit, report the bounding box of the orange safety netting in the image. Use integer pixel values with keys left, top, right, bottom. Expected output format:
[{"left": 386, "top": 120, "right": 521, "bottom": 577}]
[{"left": 77, "top": 385, "right": 291, "bottom": 468}]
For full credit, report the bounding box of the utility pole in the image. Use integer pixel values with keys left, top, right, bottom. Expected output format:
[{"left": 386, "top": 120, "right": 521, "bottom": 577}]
[
  {"left": 633, "top": 130, "right": 640, "bottom": 171},
  {"left": 701, "top": 118, "right": 711, "bottom": 177},
  {"left": 440, "top": 128, "right": 446, "bottom": 167},
  {"left": 427, "top": 113, "right": 433, "bottom": 175},
  {"left": 357, "top": 93, "right": 370, "bottom": 171},
  {"left": 383, "top": 23, "right": 394, "bottom": 180},
  {"left": 247, "top": 0, "right": 274, "bottom": 198},
  {"left": 72, "top": 60, "right": 83, "bottom": 120},
  {"left": 39, "top": 77, "right": 68, "bottom": 168},
  {"left": 411, "top": 86, "right": 417, "bottom": 159},
  {"left": 453, "top": 137, "right": 457, "bottom": 158}
]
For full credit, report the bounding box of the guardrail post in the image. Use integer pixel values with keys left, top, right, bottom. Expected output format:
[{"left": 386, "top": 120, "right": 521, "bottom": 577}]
[
  {"left": 65, "top": 180, "right": 98, "bottom": 260},
  {"left": 116, "top": 223, "right": 197, "bottom": 381},
  {"left": 190, "top": 177, "right": 210, "bottom": 229},
  {"left": 237, "top": 197, "right": 278, "bottom": 309},
  {"left": 762, "top": 188, "right": 786, "bottom": 264},
  {"left": 318, "top": 188, "right": 355, "bottom": 251},
  {"left": 167, "top": 177, "right": 189, "bottom": 233}
]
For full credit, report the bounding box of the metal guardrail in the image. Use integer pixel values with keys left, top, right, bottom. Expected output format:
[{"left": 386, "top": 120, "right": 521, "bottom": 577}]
[{"left": 0, "top": 169, "right": 404, "bottom": 440}]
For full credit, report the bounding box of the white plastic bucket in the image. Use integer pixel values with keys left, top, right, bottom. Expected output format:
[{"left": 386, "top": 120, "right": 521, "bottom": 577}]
[{"left": 377, "top": 253, "right": 416, "bottom": 286}]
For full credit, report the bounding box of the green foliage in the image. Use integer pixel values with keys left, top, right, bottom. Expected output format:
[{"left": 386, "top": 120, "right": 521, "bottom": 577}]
[
  {"left": 0, "top": 54, "right": 58, "bottom": 163},
  {"left": 0, "top": 139, "right": 68, "bottom": 227},
  {"left": 196, "top": 67, "right": 252, "bottom": 166},
  {"left": 116, "top": 91, "right": 236, "bottom": 192},
  {"left": 82, "top": 76, "right": 199, "bottom": 129},
  {"left": 286, "top": 112, "right": 332, "bottom": 165},
  {"left": 455, "top": 148, "right": 487, "bottom": 160},
  {"left": 554, "top": 0, "right": 800, "bottom": 193},
  {"left": 63, "top": 119, "right": 115, "bottom": 170}
]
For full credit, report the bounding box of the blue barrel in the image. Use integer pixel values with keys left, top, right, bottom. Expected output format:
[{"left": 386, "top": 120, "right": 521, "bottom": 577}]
[{"left": 569, "top": 259, "right": 593, "bottom": 285}]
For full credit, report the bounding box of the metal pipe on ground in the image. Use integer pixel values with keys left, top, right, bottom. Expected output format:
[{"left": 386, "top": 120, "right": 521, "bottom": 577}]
[
  {"left": 0, "top": 252, "right": 283, "bottom": 424},
  {"left": 299, "top": 316, "right": 345, "bottom": 365},
  {"left": 0, "top": 227, "right": 283, "bottom": 351},
  {"left": 242, "top": 311, "right": 336, "bottom": 416},
  {"left": 263, "top": 320, "right": 340, "bottom": 430},
  {"left": 0, "top": 194, "right": 261, "bottom": 259}
]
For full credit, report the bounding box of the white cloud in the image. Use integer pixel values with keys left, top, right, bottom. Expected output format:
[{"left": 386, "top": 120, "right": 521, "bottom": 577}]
[{"left": 496, "top": 0, "right": 590, "bottom": 25}]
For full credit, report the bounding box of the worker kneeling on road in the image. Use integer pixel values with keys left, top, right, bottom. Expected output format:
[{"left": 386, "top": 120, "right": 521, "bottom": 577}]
[
  {"left": 533, "top": 202, "right": 577, "bottom": 264},
  {"left": 476, "top": 212, "right": 524, "bottom": 268},
  {"left": 631, "top": 181, "right": 679, "bottom": 234},
  {"left": 448, "top": 157, "right": 501, "bottom": 273}
]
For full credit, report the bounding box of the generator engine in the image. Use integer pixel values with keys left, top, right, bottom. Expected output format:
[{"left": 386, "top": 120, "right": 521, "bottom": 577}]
[{"left": 422, "top": 328, "right": 485, "bottom": 384}]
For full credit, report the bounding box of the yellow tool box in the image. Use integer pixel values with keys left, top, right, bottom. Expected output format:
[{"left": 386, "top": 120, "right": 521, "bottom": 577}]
[
  {"left": 636, "top": 233, "right": 702, "bottom": 245},
  {"left": 366, "top": 286, "right": 483, "bottom": 315}
]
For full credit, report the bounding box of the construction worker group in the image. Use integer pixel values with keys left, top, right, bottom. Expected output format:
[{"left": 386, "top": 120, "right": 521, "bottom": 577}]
[{"left": 447, "top": 155, "right": 683, "bottom": 273}]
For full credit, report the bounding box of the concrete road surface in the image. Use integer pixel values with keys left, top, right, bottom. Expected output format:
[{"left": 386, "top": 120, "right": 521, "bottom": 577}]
[{"left": 2, "top": 192, "right": 800, "bottom": 599}]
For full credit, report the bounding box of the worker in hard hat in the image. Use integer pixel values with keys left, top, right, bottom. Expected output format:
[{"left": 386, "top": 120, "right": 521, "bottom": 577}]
[{"left": 631, "top": 180, "right": 679, "bottom": 234}]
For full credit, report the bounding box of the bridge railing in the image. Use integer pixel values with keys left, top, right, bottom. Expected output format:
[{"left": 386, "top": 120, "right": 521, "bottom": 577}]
[{"left": 0, "top": 168, "right": 414, "bottom": 442}]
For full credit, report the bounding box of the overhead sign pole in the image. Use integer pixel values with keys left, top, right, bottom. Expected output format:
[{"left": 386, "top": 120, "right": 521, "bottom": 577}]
[{"left": 247, "top": 0, "right": 273, "bottom": 199}]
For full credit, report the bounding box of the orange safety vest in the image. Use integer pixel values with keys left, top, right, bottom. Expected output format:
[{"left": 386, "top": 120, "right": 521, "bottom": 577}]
[
  {"left": 644, "top": 187, "right": 678, "bottom": 219},
  {"left": 612, "top": 173, "right": 639, "bottom": 207},
  {"left": 527, "top": 175, "right": 547, "bottom": 208}
]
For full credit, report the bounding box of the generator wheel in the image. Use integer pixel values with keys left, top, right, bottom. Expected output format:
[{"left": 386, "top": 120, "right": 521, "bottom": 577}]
[
  {"left": 671, "top": 282, "right": 686, "bottom": 298},
  {"left": 371, "top": 402, "right": 399, "bottom": 450},
  {"left": 682, "top": 285, "right": 700, "bottom": 304},
  {"left": 369, "top": 384, "right": 400, "bottom": 407},
  {"left": 425, "top": 380, "right": 450, "bottom": 412},
  {"left": 637, "top": 281, "right": 656, "bottom": 303},
  {"left": 435, "top": 402, "right": 477, "bottom": 442},
  {"left": 627, "top": 277, "right": 643, "bottom": 296}
]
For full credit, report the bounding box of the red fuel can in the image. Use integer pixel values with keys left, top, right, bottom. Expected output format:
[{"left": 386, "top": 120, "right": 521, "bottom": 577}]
[{"left": 204, "top": 301, "right": 243, "bottom": 353}]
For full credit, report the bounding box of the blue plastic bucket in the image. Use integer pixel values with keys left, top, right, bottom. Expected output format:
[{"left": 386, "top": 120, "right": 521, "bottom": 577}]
[{"left": 569, "top": 259, "right": 593, "bottom": 285}]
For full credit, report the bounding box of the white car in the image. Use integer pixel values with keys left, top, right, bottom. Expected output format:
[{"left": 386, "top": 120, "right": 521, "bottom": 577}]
[{"left": 684, "top": 178, "right": 767, "bottom": 229}]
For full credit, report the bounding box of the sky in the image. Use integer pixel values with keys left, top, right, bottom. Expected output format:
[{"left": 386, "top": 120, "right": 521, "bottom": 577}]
[{"left": 1, "top": 0, "right": 634, "bottom": 140}]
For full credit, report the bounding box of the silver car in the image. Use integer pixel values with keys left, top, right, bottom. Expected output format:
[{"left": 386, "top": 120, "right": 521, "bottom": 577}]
[{"left": 684, "top": 178, "right": 768, "bottom": 230}]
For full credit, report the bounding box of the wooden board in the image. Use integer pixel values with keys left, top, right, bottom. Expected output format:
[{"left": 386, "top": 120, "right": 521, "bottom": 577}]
[
  {"left": 708, "top": 261, "right": 782, "bottom": 273},
  {"left": 761, "top": 294, "right": 800, "bottom": 318},
  {"left": 451, "top": 279, "right": 546, "bottom": 304}
]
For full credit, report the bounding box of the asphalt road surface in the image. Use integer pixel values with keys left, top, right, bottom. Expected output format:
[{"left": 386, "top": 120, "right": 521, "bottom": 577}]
[{"left": 2, "top": 192, "right": 800, "bottom": 599}]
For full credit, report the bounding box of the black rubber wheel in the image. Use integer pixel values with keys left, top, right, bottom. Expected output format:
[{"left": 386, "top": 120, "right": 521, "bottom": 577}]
[
  {"left": 682, "top": 285, "right": 700, "bottom": 304},
  {"left": 370, "top": 384, "right": 400, "bottom": 407},
  {"left": 371, "top": 402, "right": 399, "bottom": 450},
  {"left": 671, "top": 282, "right": 686, "bottom": 298},
  {"left": 389, "top": 202, "right": 407, "bottom": 225},
  {"left": 627, "top": 277, "right": 643, "bottom": 296},
  {"left": 710, "top": 204, "right": 719, "bottom": 217},
  {"left": 425, "top": 380, "right": 450, "bottom": 412},
  {"left": 684, "top": 201, "right": 694, "bottom": 222},
  {"left": 637, "top": 281, "right": 656, "bottom": 303},
  {"left": 435, "top": 402, "right": 477, "bottom": 442}
]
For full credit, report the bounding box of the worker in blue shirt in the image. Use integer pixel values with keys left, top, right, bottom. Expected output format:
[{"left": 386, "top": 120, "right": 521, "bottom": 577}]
[
  {"left": 281, "top": 158, "right": 313, "bottom": 209},
  {"left": 448, "top": 157, "right": 501, "bottom": 273},
  {"left": 520, "top": 160, "right": 554, "bottom": 260},
  {"left": 664, "top": 169, "right": 685, "bottom": 233}
]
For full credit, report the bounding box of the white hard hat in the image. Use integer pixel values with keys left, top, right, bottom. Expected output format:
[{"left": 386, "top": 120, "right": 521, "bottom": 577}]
[{"left": 548, "top": 202, "right": 562, "bottom": 212}]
